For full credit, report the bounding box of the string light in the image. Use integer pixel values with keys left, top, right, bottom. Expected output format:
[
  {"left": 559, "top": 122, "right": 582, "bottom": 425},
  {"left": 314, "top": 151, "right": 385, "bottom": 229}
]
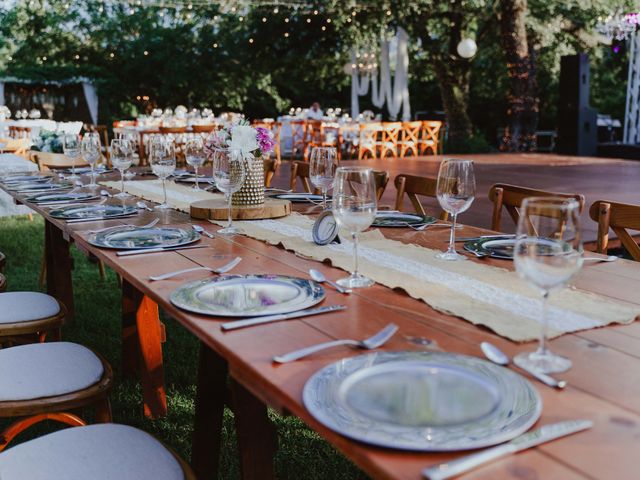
[
  {"left": 143, "top": 50, "right": 149, "bottom": 55},
  {"left": 326, "top": 18, "right": 331, "bottom": 23},
  {"left": 306, "top": 18, "right": 311, "bottom": 23},
  {"left": 321, "top": 26, "right": 326, "bottom": 31},
  {"left": 109, "top": 52, "right": 115, "bottom": 58},
  {"left": 313, "top": 9, "right": 318, "bottom": 15},
  {"left": 284, "top": 32, "right": 289, "bottom": 37},
  {"left": 262, "top": 17, "right": 267, "bottom": 22},
  {"left": 273, "top": 7, "right": 278, "bottom": 13},
  {"left": 74, "top": 54, "right": 80, "bottom": 59},
  {"left": 239, "top": 16, "right": 244, "bottom": 21},
  {"left": 213, "top": 42, "right": 218, "bottom": 47},
  {"left": 249, "top": 38, "right": 254, "bottom": 43}
]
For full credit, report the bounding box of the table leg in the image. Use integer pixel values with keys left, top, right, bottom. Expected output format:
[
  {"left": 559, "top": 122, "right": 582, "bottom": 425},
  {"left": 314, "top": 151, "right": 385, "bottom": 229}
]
[
  {"left": 121, "top": 279, "right": 167, "bottom": 418},
  {"left": 44, "top": 220, "right": 75, "bottom": 321},
  {"left": 191, "top": 342, "right": 227, "bottom": 479},
  {"left": 230, "top": 377, "right": 278, "bottom": 480}
]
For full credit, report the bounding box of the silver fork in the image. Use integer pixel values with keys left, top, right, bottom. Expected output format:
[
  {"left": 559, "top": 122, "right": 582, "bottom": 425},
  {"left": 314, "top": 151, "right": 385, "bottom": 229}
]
[
  {"left": 402, "top": 222, "right": 450, "bottom": 231},
  {"left": 88, "top": 218, "right": 159, "bottom": 235},
  {"left": 272, "top": 323, "right": 399, "bottom": 363},
  {"left": 148, "top": 256, "right": 242, "bottom": 281}
]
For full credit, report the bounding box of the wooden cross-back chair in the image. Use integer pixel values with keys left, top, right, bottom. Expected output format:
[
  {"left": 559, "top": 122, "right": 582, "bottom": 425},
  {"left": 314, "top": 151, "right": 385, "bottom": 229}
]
[
  {"left": 357, "top": 123, "right": 383, "bottom": 160},
  {"left": 380, "top": 122, "right": 403, "bottom": 158},
  {"left": 590, "top": 200, "right": 640, "bottom": 261},
  {"left": 33, "top": 153, "right": 89, "bottom": 172},
  {"left": 8, "top": 126, "right": 31, "bottom": 139},
  {"left": 419, "top": 121, "right": 443, "bottom": 156},
  {"left": 290, "top": 161, "right": 318, "bottom": 193},
  {"left": 84, "top": 124, "right": 110, "bottom": 161},
  {"left": 488, "top": 183, "right": 585, "bottom": 232},
  {"left": 263, "top": 157, "right": 280, "bottom": 188},
  {"left": 393, "top": 173, "right": 449, "bottom": 220},
  {"left": 289, "top": 120, "right": 307, "bottom": 159},
  {"left": 398, "top": 121, "right": 422, "bottom": 158},
  {"left": 304, "top": 122, "right": 342, "bottom": 161}
]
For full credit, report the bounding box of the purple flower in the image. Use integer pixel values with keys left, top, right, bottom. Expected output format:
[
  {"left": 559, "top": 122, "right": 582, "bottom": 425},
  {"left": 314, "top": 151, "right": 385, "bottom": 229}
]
[
  {"left": 204, "top": 130, "right": 229, "bottom": 158},
  {"left": 255, "top": 127, "right": 276, "bottom": 155}
]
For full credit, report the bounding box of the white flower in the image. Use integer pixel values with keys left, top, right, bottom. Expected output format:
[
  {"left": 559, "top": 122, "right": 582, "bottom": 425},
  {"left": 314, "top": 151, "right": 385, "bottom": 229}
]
[{"left": 229, "top": 125, "right": 259, "bottom": 154}]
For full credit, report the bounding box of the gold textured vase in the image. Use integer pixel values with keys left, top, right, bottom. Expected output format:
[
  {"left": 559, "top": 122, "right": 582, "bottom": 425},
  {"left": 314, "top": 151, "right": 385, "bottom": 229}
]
[{"left": 231, "top": 156, "right": 265, "bottom": 206}]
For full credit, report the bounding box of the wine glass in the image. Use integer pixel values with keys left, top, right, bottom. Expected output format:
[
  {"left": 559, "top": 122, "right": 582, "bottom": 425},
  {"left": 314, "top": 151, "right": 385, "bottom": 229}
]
[
  {"left": 110, "top": 139, "right": 133, "bottom": 198},
  {"left": 63, "top": 134, "right": 82, "bottom": 180},
  {"left": 310, "top": 147, "right": 337, "bottom": 209},
  {"left": 332, "top": 167, "right": 377, "bottom": 288},
  {"left": 81, "top": 132, "right": 101, "bottom": 187},
  {"left": 149, "top": 137, "right": 177, "bottom": 210},
  {"left": 436, "top": 158, "right": 476, "bottom": 261},
  {"left": 212, "top": 148, "right": 246, "bottom": 235},
  {"left": 513, "top": 197, "right": 583, "bottom": 374},
  {"left": 185, "top": 136, "right": 207, "bottom": 190}
]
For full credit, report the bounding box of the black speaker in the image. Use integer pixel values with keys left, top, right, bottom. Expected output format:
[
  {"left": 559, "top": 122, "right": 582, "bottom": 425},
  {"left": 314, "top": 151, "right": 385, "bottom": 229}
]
[{"left": 557, "top": 54, "right": 598, "bottom": 156}]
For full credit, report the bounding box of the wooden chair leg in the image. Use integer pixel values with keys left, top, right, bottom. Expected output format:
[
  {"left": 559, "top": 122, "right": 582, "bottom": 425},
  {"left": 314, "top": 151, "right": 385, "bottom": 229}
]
[
  {"left": 98, "top": 260, "right": 106, "bottom": 281},
  {"left": 38, "top": 253, "right": 46, "bottom": 288},
  {"left": 0, "top": 413, "right": 86, "bottom": 452},
  {"left": 27, "top": 213, "right": 33, "bottom": 221},
  {"left": 94, "top": 398, "right": 113, "bottom": 423}
]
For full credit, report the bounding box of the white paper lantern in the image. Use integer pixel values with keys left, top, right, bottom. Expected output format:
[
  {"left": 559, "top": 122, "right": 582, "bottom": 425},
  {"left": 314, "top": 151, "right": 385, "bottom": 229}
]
[{"left": 457, "top": 38, "right": 477, "bottom": 59}]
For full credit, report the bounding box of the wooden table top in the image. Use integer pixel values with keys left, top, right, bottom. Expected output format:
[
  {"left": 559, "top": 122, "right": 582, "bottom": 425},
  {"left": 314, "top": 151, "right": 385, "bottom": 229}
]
[{"left": 5, "top": 176, "right": 640, "bottom": 480}]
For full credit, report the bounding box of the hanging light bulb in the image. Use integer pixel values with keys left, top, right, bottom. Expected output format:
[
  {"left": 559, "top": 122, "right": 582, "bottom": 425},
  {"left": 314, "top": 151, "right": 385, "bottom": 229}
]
[{"left": 456, "top": 38, "right": 478, "bottom": 58}]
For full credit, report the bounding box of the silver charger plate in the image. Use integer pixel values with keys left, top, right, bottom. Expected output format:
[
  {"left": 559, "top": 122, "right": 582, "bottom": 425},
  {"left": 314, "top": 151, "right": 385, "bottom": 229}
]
[
  {"left": 2, "top": 174, "right": 53, "bottom": 184},
  {"left": 49, "top": 204, "right": 138, "bottom": 220},
  {"left": 303, "top": 351, "right": 541, "bottom": 451},
  {"left": 25, "top": 191, "right": 100, "bottom": 204},
  {"left": 9, "top": 182, "right": 72, "bottom": 192},
  {"left": 89, "top": 226, "right": 200, "bottom": 250},
  {"left": 170, "top": 275, "right": 325, "bottom": 317},
  {"left": 372, "top": 212, "right": 436, "bottom": 228},
  {"left": 463, "top": 237, "right": 558, "bottom": 260}
]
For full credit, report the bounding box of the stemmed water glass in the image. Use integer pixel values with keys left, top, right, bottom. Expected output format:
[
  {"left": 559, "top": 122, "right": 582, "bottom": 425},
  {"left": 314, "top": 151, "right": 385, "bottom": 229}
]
[
  {"left": 436, "top": 158, "right": 476, "bottom": 261},
  {"left": 81, "top": 132, "right": 101, "bottom": 187},
  {"left": 110, "top": 138, "right": 133, "bottom": 198},
  {"left": 310, "top": 147, "right": 337, "bottom": 209},
  {"left": 212, "top": 148, "right": 246, "bottom": 235},
  {"left": 513, "top": 197, "right": 583, "bottom": 374},
  {"left": 63, "top": 134, "right": 81, "bottom": 180},
  {"left": 185, "top": 136, "right": 207, "bottom": 190},
  {"left": 332, "top": 166, "right": 377, "bottom": 289},
  {"left": 149, "top": 137, "right": 177, "bottom": 210}
]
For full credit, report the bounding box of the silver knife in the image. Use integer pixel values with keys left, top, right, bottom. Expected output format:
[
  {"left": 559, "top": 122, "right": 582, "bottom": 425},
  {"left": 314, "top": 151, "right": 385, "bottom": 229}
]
[
  {"left": 221, "top": 305, "right": 346, "bottom": 331},
  {"left": 422, "top": 419, "right": 593, "bottom": 480},
  {"left": 117, "top": 245, "right": 208, "bottom": 257},
  {"left": 66, "top": 215, "right": 137, "bottom": 224},
  {"left": 455, "top": 234, "right": 516, "bottom": 242}
]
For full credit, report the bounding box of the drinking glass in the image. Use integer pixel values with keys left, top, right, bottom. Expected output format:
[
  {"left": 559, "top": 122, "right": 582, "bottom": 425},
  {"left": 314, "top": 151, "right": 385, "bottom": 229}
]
[
  {"left": 81, "top": 132, "right": 101, "bottom": 187},
  {"left": 149, "top": 137, "right": 177, "bottom": 210},
  {"left": 185, "top": 136, "right": 207, "bottom": 190},
  {"left": 63, "top": 134, "right": 82, "bottom": 180},
  {"left": 310, "top": 147, "right": 337, "bottom": 209},
  {"left": 513, "top": 197, "right": 583, "bottom": 374},
  {"left": 110, "top": 138, "right": 133, "bottom": 198},
  {"left": 332, "top": 167, "right": 377, "bottom": 288},
  {"left": 212, "top": 148, "right": 246, "bottom": 235},
  {"left": 436, "top": 158, "right": 476, "bottom": 261}
]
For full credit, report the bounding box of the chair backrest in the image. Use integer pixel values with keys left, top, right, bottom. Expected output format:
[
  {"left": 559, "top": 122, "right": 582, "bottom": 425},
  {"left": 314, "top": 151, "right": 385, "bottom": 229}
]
[
  {"left": 589, "top": 200, "right": 640, "bottom": 260},
  {"left": 263, "top": 158, "right": 280, "bottom": 188},
  {"left": 488, "top": 183, "right": 585, "bottom": 232},
  {"left": 393, "top": 173, "right": 448, "bottom": 220},
  {"left": 401, "top": 121, "right": 422, "bottom": 143},
  {"left": 159, "top": 126, "right": 187, "bottom": 134},
  {"left": 33, "top": 153, "right": 89, "bottom": 172},
  {"left": 191, "top": 124, "right": 216, "bottom": 133},
  {"left": 289, "top": 161, "right": 317, "bottom": 193},
  {"left": 8, "top": 126, "right": 31, "bottom": 139},
  {"left": 420, "top": 121, "right": 443, "bottom": 155},
  {"left": 381, "top": 122, "right": 403, "bottom": 142},
  {"left": 373, "top": 170, "right": 390, "bottom": 201}
]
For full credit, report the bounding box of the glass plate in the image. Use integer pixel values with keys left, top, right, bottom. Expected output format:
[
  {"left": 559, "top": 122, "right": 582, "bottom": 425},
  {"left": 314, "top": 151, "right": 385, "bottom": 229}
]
[
  {"left": 464, "top": 237, "right": 558, "bottom": 260},
  {"left": 89, "top": 226, "right": 200, "bottom": 250},
  {"left": 372, "top": 212, "right": 436, "bottom": 228},
  {"left": 269, "top": 193, "right": 325, "bottom": 203},
  {"left": 304, "top": 351, "right": 541, "bottom": 451},
  {"left": 25, "top": 192, "right": 100, "bottom": 204},
  {"left": 49, "top": 204, "right": 138, "bottom": 220},
  {"left": 170, "top": 275, "right": 325, "bottom": 317},
  {"left": 8, "top": 182, "right": 72, "bottom": 192}
]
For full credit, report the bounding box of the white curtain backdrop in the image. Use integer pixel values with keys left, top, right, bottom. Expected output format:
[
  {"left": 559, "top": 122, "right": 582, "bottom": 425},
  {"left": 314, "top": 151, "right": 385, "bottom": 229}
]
[
  {"left": 82, "top": 82, "right": 99, "bottom": 125},
  {"left": 351, "top": 28, "right": 411, "bottom": 120}
]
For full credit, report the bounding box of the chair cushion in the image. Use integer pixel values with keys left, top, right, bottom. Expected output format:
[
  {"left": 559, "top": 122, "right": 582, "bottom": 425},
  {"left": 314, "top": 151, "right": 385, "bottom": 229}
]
[
  {"left": 0, "top": 342, "right": 103, "bottom": 401},
  {"left": 0, "top": 424, "right": 184, "bottom": 480},
  {"left": 0, "top": 292, "right": 60, "bottom": 323}
]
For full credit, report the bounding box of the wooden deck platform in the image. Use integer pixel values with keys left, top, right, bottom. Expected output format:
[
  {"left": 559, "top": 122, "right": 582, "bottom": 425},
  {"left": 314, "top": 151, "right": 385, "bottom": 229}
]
[{"left": 271, "top": 153, "right": 640, "bottom": 243}]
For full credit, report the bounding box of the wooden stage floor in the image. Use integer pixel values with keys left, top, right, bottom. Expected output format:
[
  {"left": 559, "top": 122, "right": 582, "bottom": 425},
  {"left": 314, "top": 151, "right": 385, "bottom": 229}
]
[{"left": 270, "top": 153, "right": 640, "bottom": 244}]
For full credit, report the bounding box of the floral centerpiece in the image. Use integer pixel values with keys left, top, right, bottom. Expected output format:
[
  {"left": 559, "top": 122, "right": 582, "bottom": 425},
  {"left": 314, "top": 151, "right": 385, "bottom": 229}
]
[
  {"left": 205, "top": 120, "right": 276, "bottom": 206},
  {"left": 31, "top": 130, "right": 64, "bottom": 154}
]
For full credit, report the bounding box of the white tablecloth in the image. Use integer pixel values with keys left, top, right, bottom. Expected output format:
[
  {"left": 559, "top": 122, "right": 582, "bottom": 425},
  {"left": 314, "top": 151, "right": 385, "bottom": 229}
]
[
  {"left": 0, "top": 154, "right": 37, "bottom": 217},
  {"left": 0, "top": 120, "right": 83, "bottom": 139}
]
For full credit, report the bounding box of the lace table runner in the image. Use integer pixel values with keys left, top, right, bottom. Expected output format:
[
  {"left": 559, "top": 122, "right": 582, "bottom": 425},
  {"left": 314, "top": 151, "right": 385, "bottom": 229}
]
[
  {"left": 212, "top": 213, "right": 639, "bottom": 342},
  {"left": 100, "top": 180, "right": 222, "bottom": 212}
]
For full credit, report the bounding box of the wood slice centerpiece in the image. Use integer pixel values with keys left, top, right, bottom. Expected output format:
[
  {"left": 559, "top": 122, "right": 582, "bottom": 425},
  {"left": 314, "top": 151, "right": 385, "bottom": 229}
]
[{"left": 190, "top": 197, "right": 291, "bottom": 220}]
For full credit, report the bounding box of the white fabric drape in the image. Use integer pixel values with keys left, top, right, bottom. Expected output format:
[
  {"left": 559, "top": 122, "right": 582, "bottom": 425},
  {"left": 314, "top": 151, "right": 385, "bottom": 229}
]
[
  {"left": 82, "top": 82, "right": 98, "bottom": 125},
  {"left": 351, "top": 29, "right": 412, "bottom": 121},
  {"left": 0, "top": 82, "right": 5, "bottom": 106}
]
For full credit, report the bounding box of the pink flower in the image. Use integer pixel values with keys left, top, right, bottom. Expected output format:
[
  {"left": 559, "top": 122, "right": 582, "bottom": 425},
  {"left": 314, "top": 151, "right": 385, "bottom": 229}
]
[{"left": 256, "top": 127, "right": 276, "bottom": 155}]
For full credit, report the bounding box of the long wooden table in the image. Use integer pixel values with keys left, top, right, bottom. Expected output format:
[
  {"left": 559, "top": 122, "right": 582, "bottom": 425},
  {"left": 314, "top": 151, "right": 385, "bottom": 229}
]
[{"left": 5, "top": 175, "right": 640, "bottom": 480}]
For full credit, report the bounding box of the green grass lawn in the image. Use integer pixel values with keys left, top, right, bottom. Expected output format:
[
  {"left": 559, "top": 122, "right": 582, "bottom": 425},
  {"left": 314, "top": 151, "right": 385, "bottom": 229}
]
[{"left": 0, "top": 214, "right": 367, "bottom": 479}]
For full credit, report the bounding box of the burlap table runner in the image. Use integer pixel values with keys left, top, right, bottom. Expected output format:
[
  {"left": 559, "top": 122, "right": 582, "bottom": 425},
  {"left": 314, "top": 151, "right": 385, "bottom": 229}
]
[{"left": 210, "top": 213, "right": 639, "bottom": 342}]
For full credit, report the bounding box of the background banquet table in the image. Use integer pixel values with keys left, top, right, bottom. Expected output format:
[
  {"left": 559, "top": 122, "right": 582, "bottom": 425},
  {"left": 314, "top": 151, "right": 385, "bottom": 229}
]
[{"left": 3, "top": 169, "right": 640, "bottom": 480}]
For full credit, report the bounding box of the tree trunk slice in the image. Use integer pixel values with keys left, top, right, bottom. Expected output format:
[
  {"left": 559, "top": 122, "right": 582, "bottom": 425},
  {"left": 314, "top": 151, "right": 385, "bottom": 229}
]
[{"left": 190, "top": 198, "right": 291, "bottom": 220}]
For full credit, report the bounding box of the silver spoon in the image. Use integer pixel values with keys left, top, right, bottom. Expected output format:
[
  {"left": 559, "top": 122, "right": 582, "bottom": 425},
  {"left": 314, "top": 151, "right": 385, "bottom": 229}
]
[
  {"left": 273, "top": 323, "right": 399, "bottom": 363},
  {"left": 100, "top": 189, "right": 113, "bottom": 198},
  {"left": 402, "top": 222, "right": 450, "bottom": 231},
  {"left": 309, "top": 268, "right": 351, "bottom": 294},
  {"left": 192, "top": 224, "right": 214, "bottom": 239},
  {"left": 481, "top": 341, "right": 567, "bottom": 389},
  {"left": 136, "top": 201, "right": 154, "bottom": 212},
  {"left": 583, "top": 255, "right": 618, "bottom": 263}
]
